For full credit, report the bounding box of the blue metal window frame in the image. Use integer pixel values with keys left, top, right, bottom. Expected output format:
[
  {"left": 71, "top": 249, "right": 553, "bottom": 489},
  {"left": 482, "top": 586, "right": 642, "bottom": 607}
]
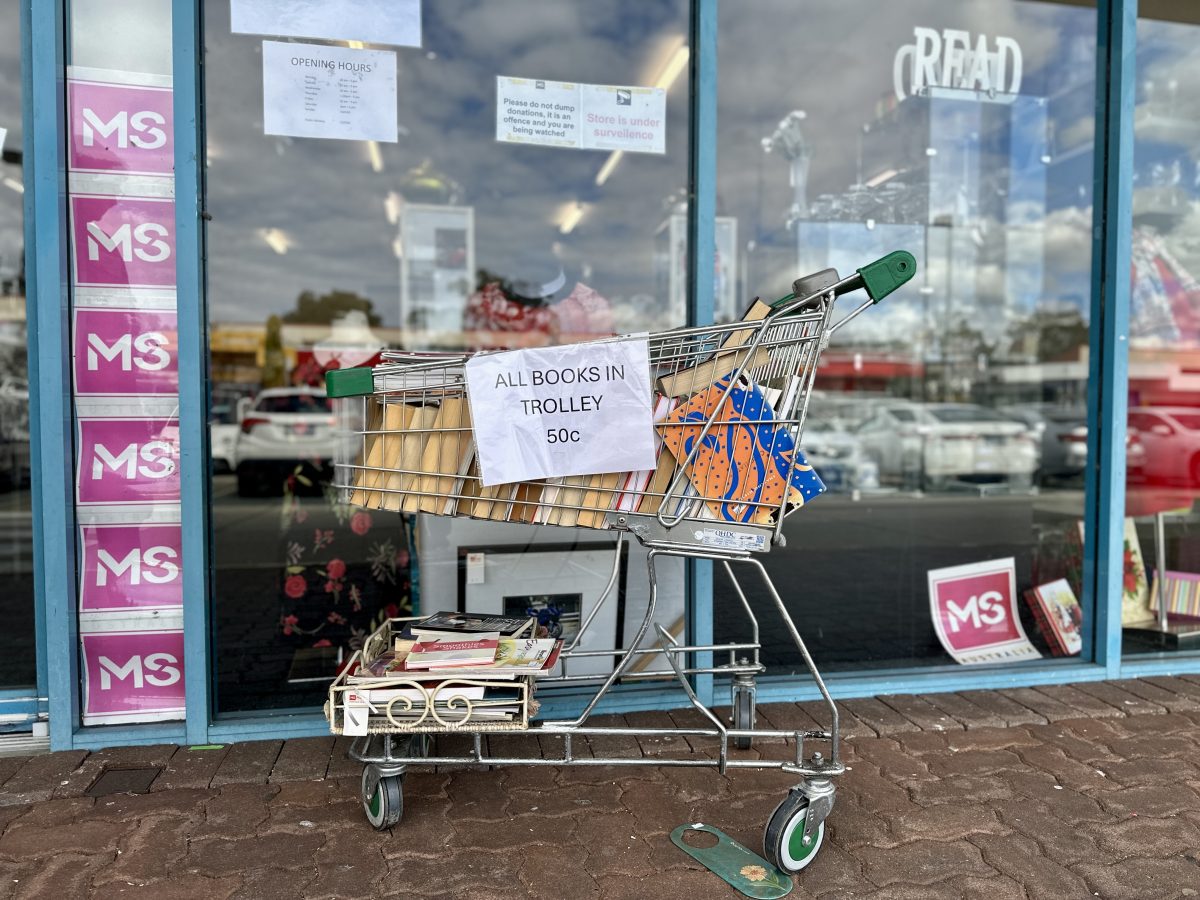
[{"left": 26, "top": 0, "right": 1199, "bottom": 751}]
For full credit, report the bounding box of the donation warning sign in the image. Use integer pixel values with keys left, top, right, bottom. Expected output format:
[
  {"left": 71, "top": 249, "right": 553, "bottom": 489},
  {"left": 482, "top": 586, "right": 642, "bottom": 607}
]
[{"left": 465, "top": 339, "right": 657, "bottom": 487}]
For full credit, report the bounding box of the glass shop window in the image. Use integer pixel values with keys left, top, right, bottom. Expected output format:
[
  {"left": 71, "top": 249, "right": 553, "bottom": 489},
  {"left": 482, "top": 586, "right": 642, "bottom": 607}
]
[
  {"left": 1122, "top": 2, "right": 1200, "bottom": 656},
  {"left": 202, "top": 0, "right": 692, "bottom": 711},
  {"left": 715, "top": 0, "right": 1099, "bottom": 672},
  {"left": 0, "top": 0, "right": 35, "bottom": 692}
]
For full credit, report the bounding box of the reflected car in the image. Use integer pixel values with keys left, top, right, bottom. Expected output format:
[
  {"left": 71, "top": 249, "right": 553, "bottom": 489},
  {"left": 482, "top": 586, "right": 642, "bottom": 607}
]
[
  {"left": 1003, "top": 404, "right": 1147, "bottom": 484},
  {"left": 233, "top": 387, "right": 338, "bottom": 496},
  {"left": 1127, "top": 407, "right": 1200, "bottom": 486},
  {"left": 854, "top": 402, "right": 1039, "bottom": 490},
  {"left": 210, "top": 403, "right": 240, "bottom": 475},
  {"left": 801, "top": 419, "right": 880, "bottom": 492}
]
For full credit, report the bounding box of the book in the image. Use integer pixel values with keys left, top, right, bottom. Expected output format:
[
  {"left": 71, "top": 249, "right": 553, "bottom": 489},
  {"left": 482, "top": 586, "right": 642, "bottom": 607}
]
[
  {"left": 657, "top": 345, "right": 771, "bottom": 398},
  {"left": 575, "top": 472, "right": 622, "bottom": 529},
  {"left": 413, "top": 397, "right": 475, "bottom": 515},
  {"left": 410, "top": 611, "right": 534, "bottom": 640},
  {"left": 1149, "top": 569, "right": 1200, "bottom": 618},
  {"left": 616, "top": 395, "right": 677, "bottom": 512},
  {"left": 348, "top": 398, "right": 386, "bottom": 508},
  {"left": 367, "top": 402, "right": 416, "bottom": 509},
  {"left": 379, "top": 404, "right": 439, "bottom": 512},
  {"left": 406, "top": 633, "right": 500, "bottom": 669},
  {"left": 491, "top": 637, "right": 561, "bottom": 671},
  {"left": 658, "top": 375, "right": 826, "bottom": 525},
  {"left": 546, "top": 475, "right": 590, "bottom": 527},
  {"left": 1024, "top": 579, "right": 1083, "bottom": 656}
]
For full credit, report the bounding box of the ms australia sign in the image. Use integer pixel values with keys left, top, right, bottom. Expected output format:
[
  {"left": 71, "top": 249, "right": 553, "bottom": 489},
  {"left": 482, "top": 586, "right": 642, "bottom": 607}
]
[{"left": 893, "top": 27, "right": 1023, "bottom": 103}]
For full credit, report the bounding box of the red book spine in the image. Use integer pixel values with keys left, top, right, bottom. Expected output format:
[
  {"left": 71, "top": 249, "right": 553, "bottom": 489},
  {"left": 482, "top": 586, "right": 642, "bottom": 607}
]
[{"left": 1025, "top": 589, "right": 1065, "bottom": 657}]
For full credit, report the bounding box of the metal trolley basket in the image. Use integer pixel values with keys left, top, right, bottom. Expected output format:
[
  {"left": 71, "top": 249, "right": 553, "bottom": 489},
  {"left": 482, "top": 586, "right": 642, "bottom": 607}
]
[{"left": 323, "top": 251, "right": 915, "bottom": 873}]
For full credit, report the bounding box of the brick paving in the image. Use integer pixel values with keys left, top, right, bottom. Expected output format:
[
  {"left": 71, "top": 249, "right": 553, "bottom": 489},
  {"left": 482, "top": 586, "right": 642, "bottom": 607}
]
[{"left": 0, "top": 678, "right": 1199, "bottom": 898}]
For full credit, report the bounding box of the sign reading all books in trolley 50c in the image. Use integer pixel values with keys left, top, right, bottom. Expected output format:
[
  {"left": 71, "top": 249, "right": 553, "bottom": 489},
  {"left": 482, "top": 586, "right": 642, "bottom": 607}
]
[{"left": 465, "top": 338, "right": 657, "bottom": 486}]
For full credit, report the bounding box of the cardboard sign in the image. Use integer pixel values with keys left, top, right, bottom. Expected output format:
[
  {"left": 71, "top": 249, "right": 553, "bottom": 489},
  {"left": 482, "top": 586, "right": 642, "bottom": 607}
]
[
  {"left": 70, "top": 194, "right": 176, "bottom": 288},
  {"left": 928, "top": 557, "right": 1040, "bottom": 665},
  {"left": 74, "top": 308, "right": 178, "bottom": 395},
  {"left": 77, "top": 417, "right": 180, "bottom": 505},
  {"left": 465, "top": 338, "right": 656, "bottom": 486},
  {"left": 81, "top": 629, "right": 185, "bottom": 723},
  {"left": 80, "top": 524, "right": 183, "bottom": 612},
  {"left": 68, "top": 75, "right": 174, "bottom": 175}
]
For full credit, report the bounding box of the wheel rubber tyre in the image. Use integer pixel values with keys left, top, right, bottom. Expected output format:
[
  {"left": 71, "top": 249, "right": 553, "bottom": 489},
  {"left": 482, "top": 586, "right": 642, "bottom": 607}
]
[
  {"left": 733, "top": 689, "right": 755, "bottom": 751},
  {"left": 764, "top": 790, "right": 825, "bottom": 873},
  {"left": 361, "top": 765, "right": 403, "bottom": 830}
]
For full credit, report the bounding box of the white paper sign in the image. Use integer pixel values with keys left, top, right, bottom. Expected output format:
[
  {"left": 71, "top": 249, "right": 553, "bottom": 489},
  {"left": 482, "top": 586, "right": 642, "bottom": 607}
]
[
  {"left": 496, "top": 77, "right": 666, "bottom": 154},
  {"left": 262, "top": 41, "right": 398, "bottom": 143},
  {"left": 232, "top": 0, "right": 421, "bottom": 48},
  {"left": 466, "top": 339, "right": 657, "bottom": 487},
  {"left": 0, "top": 127, "right": 7, "bottom": 155},
  {"left": 579, "top": 83, "right": 666, "bottom": 154},
  {"left": 928, "top": 557, "right": 1041, "bottom": 665},
  {"left": 343, "top": 690, "right": 370, "bottom": 735}
]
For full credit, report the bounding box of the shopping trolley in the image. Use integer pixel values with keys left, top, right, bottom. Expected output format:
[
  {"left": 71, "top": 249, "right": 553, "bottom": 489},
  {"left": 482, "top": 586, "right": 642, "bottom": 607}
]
[{"left": 323, "top": 251, "right": 915, "bottom": 873}]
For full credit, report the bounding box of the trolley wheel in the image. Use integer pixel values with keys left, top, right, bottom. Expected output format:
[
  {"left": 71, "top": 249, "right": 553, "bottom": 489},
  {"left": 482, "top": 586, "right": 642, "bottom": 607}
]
[
  {"left": 361, "top": 765, "right": 403, "bottom": 830},
  {"left": 733, "top": 688, "right": 755, "bottom": 750},
  {"left": 763, "top": 789, "right": 825, "bottom": 874}
]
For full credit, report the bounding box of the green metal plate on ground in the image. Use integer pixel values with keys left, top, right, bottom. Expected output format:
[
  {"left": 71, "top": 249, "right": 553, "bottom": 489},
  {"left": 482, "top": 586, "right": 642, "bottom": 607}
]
[{"left": 671, "top": 823, "right": 793, "bottom": 898}]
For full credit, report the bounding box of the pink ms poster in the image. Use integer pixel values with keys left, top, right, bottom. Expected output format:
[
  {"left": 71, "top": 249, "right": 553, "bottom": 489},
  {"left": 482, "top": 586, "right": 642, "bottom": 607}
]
[
  {"left": 76, "top": 417, "right": 180, "bottom": 505},
  {"left": 81, "top": 630, "right": 185, "bottom": 723},
  {"left": 70, "top": 194, "right": 176, "bottom": 288},
  {"left": 74, "top": 308, "right": 178, "bottom": 395},
  {"left": 928, "top": 557, "right": 1040, "bottom": 665},
  {"left": 68, "top": 75, "right": 174, "bottom": 175},
  {"left": 79, "top": 524, "right": 183, "bottom": 612}
]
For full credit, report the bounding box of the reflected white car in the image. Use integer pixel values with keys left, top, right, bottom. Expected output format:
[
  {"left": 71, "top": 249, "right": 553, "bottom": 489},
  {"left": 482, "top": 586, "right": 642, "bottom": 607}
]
[
  {"left": 802, "top": 420, "right": 879, "bottom": 492},
  {"left": 854, "top": 402, "right": 1039, "bottom": 490},
  {"left": 233, "top": 387, "right": 338, "bottom": 496}
]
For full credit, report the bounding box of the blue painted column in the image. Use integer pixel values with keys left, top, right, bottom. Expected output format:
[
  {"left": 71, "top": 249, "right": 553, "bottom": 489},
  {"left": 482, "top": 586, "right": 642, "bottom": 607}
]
[
  {"left": 687, "top": 0, "right": 718, "bottom": 705},
  {"left": 173, "top": 0, "right": 213, "bottom": 745},
  {"left": 25, "top": 0, "right": 79, "bottom": 750},
  {"left": 1084, "top": 0, "right": 1136, "bottom": 676}
]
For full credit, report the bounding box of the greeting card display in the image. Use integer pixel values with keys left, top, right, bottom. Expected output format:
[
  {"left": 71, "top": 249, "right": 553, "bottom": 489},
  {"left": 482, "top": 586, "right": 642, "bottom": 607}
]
[{"left": 1024, "top": 578, "right": 1083, "bottom": 656}]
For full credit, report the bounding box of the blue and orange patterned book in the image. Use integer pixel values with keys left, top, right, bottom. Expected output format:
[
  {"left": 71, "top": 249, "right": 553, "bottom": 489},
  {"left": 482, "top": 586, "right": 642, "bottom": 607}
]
[{"left": 658, "top": 375, "right": 825, "bottom": 525}]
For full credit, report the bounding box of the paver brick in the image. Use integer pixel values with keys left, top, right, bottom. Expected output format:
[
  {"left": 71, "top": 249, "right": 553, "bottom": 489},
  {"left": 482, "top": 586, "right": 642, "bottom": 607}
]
[
  {"left": 51, "top": 743, "right": 177, "bottom": 800},
  {"left": 925, "top": 749, "right": 1024, "bottom": 779},
  {"left": 969, "top": 831, "right": 1091, "bottom": 900},
  {"left": 908, "top": 773, "right": 1016, "bottom": 807},
  {"left": 154, "top": 744, "right": 230, "bottom": 791},
  {"left": 266, "top": 736, "right": 335, "bottom": 782},
  {"left": 0, "top": 751, "right": 88, "bottom": 805},
  {"left": 209, "top": 740, "right": 283, "bottom": 787},
  {"left": 120, "top": 874, "right": 243, "bottom": 900},
  {"left": 185, "top": 831, "right": 325, "bottom": 878},
  {"left": 996, "top": 687, "right": 1078, "bottom": 722},
  {"left": 1033, "top": 683, "right": 1126, "bottom": 718},
  {"left": 878, "top": 694, "right": 964, "bottom": 731},
  {"left": 859, "top": 838, "right": 994, "bottom": 886},
  {"left": 1110, "top": 677, "right": 1200, "bottom": 711},
  {"left": 944, "top": 726, "right": 1038, "bottom": 753},
  {"left": 1087, "top": 814, "right": 1200, "bottom": 859},
  {"left": 888, "top": 803, "right": 1007, "bottom": 843},
  {"left": 1074, "top": 855, "right": 1200, "bottom": 900},
  {"left": 1099, "top": 782, "right": 1200, "bottom": 818},
  {"left": 1072, "top": 680, "right": 1166, "bottom": 715},
  {"left": 993, "top": 798, "right": 1100, "bottom": 863},
  {"left": 0, "top": 819, "right": 120, "bottom": 858},
  {"left": 955, "top": 690, "right": 1047, "bottom": 726},
  {"left": 921, "top": 692, "right": 1008, "bottom": 729},
  {"left": 840, "top": 698, "right": 918, "bottom": 737}
]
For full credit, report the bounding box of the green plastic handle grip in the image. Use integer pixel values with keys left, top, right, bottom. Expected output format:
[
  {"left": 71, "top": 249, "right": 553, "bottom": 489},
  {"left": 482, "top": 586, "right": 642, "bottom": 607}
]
[
  {"left": 857, "top": 250, "right": 916, "bottom": 302},
  {"left": 325, "top": 366, "right": 376, "bottom": 398}
]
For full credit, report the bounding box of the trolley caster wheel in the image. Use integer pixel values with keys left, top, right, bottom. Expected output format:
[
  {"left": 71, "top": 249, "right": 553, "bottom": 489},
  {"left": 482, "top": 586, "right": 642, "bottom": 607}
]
[
  {"left": 764, "top": 789, "right": 825, "bottom": 873},
  {"left": 733, "top": 687, "right": 755, "bottom": 750},
  {"left": 361, "top": 765, "right": 403, "bottom": 830}
]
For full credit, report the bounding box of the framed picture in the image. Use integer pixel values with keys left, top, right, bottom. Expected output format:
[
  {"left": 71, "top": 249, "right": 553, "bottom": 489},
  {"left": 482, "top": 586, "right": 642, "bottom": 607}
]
[{"left": 458, "top": 542, "right": 627, "bottom": 677}]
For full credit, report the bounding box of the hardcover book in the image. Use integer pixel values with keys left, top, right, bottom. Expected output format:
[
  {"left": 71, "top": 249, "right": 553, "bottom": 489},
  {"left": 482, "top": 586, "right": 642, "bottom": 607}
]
[
  {"left": 405, "top": 633, "right": 500, "bottom": 669},
  {"left": 1024, "top": 578, "right": 1083, "bottom": 656}
]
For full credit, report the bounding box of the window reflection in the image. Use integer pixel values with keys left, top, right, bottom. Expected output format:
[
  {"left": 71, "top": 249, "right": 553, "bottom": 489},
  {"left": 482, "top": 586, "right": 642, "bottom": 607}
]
[
  {"left": 0, "top": 0, "right": 35, "bottom": 690},
  {"left": 203, "top": 0, "right": 692, "bottom": 710},
  {"left": 716, "top": 0, "right": 1097, "bottom": 670},
  {"left": 1123, "top": 8, "right": 1200, "bottom": 654}
]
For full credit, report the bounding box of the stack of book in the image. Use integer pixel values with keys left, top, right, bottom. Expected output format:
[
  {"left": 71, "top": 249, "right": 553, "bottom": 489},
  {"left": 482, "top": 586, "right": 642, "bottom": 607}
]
[
  {"left": 341, "top": 295, "right": 827, "bottom": 528},
  {"left": 345, "top": 611, "right": 560, "bottom": 727}
]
